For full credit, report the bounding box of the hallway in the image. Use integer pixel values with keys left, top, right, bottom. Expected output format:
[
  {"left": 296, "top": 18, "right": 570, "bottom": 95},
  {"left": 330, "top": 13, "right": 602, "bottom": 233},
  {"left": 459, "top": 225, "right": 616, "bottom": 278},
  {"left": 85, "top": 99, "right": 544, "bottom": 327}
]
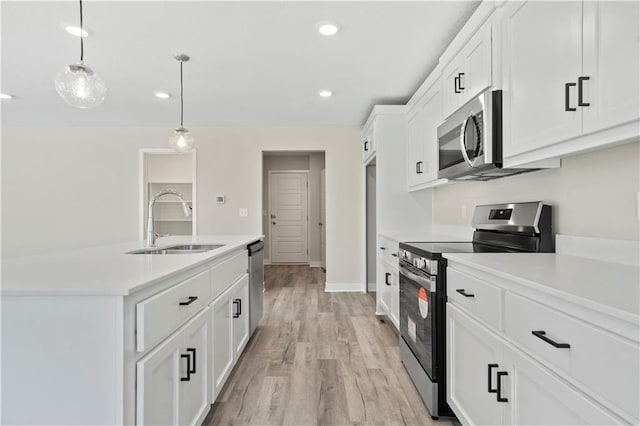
[{"left": 204, "top": 265, "right": 444, "bottom": 426}]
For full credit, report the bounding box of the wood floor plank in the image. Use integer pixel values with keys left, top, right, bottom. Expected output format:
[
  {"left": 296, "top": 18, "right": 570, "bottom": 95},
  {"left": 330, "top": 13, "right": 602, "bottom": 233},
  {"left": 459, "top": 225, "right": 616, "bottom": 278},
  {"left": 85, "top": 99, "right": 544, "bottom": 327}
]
[{"left": 203, "top": 265, "right": 440, "bottom": 426}]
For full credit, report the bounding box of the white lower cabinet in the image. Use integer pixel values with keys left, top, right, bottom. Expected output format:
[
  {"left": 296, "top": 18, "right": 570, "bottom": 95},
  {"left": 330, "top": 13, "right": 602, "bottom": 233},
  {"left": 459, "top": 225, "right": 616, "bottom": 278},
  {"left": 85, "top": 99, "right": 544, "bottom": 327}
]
[
  {"left": 447, "top": 264, "right": 636, "bottom": 425},
  {"left": 448, "top": 304, "right": 622, "bottom": 426},
  {"left": 211, "top": 273, "right": 250, "bottom": 400},
  {"left": 447, "top": 304, "right": 504, "bottom": 426},
  {"left": 379, "top": 258, "right": 399, "bottom": 329},
  {"left": 136, "top": 307, "right": 210, "bottom": 426}
]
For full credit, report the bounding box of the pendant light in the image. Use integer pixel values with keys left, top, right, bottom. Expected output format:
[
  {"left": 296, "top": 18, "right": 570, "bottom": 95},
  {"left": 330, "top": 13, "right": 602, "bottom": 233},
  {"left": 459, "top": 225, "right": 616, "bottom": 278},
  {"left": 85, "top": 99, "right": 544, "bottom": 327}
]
[
  {"left": 168, "top": 53, "right": 195, "bottom": 153},
  {"left": 54, "top": 0, "right": 106, "bottom": 109}
]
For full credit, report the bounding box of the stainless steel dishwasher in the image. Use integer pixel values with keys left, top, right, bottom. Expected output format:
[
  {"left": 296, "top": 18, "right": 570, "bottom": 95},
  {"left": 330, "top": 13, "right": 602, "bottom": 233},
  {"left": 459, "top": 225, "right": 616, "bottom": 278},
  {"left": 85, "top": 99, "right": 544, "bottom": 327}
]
[{"left": 247, "top": 240, "right": 264, "bottom": 335}]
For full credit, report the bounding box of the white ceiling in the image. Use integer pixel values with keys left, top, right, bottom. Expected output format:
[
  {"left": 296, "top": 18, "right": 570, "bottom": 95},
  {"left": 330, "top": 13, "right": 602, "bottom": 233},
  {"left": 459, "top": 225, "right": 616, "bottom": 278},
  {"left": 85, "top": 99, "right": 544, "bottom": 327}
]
[{"left": 1, "top": 1, "right": 479, "bottom": 127}]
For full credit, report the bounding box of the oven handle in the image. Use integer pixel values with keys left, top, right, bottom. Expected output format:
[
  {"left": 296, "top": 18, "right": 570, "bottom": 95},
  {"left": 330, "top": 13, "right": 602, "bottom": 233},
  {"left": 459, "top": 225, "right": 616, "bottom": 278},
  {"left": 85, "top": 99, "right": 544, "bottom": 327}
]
[{"left": 399, "top": 263, "right": 435, "bottom": 290}]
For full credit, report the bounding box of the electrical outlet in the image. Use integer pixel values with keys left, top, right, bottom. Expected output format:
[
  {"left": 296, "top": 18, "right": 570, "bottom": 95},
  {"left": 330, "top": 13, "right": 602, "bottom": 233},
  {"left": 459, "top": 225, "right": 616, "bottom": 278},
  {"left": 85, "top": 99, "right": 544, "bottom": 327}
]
[{"left": 239, "top": 208, "right": 248, "bottom": 217}]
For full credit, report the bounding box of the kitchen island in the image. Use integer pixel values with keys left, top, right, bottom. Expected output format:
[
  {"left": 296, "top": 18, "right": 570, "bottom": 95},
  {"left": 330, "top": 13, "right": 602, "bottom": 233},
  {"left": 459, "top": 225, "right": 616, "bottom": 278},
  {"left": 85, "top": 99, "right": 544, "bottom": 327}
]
[{"left": 2, "top": 235, "right": 262, "bottom": 425}]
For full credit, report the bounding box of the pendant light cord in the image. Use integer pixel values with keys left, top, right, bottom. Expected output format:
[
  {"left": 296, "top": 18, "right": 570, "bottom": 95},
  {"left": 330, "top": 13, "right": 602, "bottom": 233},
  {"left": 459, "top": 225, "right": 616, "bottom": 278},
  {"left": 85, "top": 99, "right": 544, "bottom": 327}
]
[
  {"left": 79, "top": 0, "right": 84, "bottom": 62},
  {"left": 180, "top": 61, "right": 184, "bottom": 127}
]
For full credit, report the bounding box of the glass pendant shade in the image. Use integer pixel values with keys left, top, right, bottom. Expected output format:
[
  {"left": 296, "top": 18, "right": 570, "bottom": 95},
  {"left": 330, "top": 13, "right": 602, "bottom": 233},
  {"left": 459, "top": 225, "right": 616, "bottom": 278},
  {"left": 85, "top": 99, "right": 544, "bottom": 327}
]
[
  {"left": 169, "top": 127, "right": 195, "bottom": 153},
  {"left": 55, "top": 63, "right": 106, "bottom": 109}
]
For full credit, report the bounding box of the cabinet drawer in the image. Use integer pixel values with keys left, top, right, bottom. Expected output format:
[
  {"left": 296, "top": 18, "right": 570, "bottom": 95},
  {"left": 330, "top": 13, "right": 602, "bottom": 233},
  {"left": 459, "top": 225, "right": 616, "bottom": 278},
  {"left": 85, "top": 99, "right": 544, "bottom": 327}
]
[
  {"left": 212, "top": 250, "right": 248, "bottom": 299},
  {"left": 447, "top": 268, "right": 502, "bottom": 331},
  {"left": 505, "top": 292, "right": 640, "bottom": 422},
  {"left": 137, "top": 270, "right": 211, "bottom": 352},
  {"left": 378, "top": 236, "right": 399, "bottom": 265}
]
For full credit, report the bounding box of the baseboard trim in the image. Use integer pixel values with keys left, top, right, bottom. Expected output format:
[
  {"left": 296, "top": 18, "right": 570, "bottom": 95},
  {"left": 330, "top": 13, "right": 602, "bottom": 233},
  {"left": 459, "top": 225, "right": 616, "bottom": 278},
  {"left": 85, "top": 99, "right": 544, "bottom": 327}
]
[
  {"left": 325, "top": 282, "right": 366, "bottom": 292},
  {"left": 309, "top": 261, "right": 322, "bottom": 268},
  {"left": 367, "top": 282, "right": 376, "bottom": 292},
  {"left": 263, "top": 259, "right": 271, "bottom": 266}
]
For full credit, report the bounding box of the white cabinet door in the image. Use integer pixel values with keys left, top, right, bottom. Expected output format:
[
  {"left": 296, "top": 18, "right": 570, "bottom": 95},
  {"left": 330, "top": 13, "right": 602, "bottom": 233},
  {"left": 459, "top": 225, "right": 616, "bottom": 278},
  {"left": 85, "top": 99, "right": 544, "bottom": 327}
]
[
  {"left": 180, "top": 309, "right": 210, "bottom": 426},
  {"left": 388, "top": 266, "right": 399, "bottom": 329},
  {"left": 582, "top": 1, "right": 640, "bottom": 134},
  {"left": 406, "top": 103, "right": 425, "bottom": 188},
  {"left": 502, "top": 345, "right": 622, "bottom": 425},
  {"left": 232, "top": 275, "right": 250, "bottom": 358},
  {"left": 447, "top": 304, "right": 504, "bottom": 426},
  {"left": 443, "top": 61, "right": 465, "bottom": 119},
  {"left": 421, "top": 83, "right": 442, "bottom": 183},
  {"left": 136, "top": 327, "right": 182, "bottom": 425},
  {"left": 211, "top": 287, "right": 234, "bottom": 399},
  {"left": 503, "top": 0, "right": 583, "bottom": 157},
  {"left": 379, "top": 262, "right": 393, "bottom": 316}
]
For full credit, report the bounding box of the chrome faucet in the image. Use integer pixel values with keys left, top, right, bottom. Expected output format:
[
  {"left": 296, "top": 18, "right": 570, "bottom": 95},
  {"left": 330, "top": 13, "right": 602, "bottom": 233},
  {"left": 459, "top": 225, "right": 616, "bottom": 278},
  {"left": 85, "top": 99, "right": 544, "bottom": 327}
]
[{"left": 147, "top": 189, "right": 191, "bottom": 247}]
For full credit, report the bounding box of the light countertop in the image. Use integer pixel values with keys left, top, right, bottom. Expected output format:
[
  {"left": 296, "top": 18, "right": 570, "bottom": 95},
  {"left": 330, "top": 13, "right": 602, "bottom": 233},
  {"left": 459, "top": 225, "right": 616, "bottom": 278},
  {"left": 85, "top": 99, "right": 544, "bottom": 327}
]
[
  {"left": 379, "top": 230, "right": 469, "bottom": 243},
  {"left": 445, "top": 253, "right": 640, "bottom": 321},
  {"left": 1, "top": 235, "right": 262, "bottom": 297}
]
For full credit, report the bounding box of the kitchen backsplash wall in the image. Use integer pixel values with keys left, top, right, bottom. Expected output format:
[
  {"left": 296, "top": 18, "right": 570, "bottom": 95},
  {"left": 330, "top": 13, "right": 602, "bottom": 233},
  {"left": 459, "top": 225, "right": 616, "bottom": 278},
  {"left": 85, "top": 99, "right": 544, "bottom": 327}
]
[{"left": 433, "top": 141, "right": 640, "bottom": 241}]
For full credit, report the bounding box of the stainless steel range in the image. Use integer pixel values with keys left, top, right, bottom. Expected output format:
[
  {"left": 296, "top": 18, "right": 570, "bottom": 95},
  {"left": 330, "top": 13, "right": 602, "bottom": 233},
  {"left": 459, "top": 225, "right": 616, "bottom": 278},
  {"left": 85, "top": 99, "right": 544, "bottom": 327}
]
[{"left": 398, "top": 202, "right": 554, "bottom": 419}]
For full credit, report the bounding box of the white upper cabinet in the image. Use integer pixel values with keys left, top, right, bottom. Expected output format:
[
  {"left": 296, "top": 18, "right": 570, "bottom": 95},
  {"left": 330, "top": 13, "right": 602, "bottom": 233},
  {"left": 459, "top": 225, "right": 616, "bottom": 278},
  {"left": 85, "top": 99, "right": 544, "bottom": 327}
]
[
  {"left": 406, "top": 77, "right": 444, "bottom": 191},
  {"left": 442, "top": 18, "right": 494, "bottom": 118},
  {"left": 582, "top": 1, "right": 640, "bottom": 134},
  {"left": 362, "top": 123, "right": 376, "bottom": 163},
  {"left": 502, "top": 0, "right": 640, "bottom": 164}
]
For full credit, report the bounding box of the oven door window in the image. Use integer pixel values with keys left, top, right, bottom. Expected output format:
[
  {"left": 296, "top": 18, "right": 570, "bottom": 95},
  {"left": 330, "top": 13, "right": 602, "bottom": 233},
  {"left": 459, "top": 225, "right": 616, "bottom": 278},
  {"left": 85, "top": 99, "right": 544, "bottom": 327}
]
[{"left": 399, "top": 266, "right": 437, "bottom": 380}]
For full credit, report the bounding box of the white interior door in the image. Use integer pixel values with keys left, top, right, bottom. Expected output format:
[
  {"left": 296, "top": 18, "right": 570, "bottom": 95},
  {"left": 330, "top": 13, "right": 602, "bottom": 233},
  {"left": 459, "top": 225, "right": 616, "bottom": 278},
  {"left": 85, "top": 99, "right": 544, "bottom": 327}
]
[
  {"left": 320, "top": 169, "right": 326, "bottom": 270},
  {"left": 269, "top": 172, "right": 309, "bottom": 263}
]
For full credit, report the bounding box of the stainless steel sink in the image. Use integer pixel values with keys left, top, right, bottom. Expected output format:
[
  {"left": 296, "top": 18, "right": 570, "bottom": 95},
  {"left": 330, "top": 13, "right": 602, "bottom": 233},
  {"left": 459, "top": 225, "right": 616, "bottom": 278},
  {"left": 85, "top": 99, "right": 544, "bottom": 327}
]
[{"left": 127, "top": 244, "right": 225, "bottom": 255}]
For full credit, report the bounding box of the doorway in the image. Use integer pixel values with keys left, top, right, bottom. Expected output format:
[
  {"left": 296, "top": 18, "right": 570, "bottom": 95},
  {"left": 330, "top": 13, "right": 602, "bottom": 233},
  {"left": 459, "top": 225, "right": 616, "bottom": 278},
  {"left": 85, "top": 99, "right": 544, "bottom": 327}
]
[
  {"left": 139, "top": 149, "right": 197, "bottom": 241},
  {"left": 262, "top": 151, "right": 326, "bottom": 267}
]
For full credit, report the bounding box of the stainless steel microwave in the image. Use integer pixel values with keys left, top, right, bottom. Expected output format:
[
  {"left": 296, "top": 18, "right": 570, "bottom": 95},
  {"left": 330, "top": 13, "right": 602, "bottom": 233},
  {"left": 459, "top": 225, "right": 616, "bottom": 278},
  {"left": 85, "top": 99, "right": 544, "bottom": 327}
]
[{"left": 437, "top": 89, "right": 537, "bottom": 181}]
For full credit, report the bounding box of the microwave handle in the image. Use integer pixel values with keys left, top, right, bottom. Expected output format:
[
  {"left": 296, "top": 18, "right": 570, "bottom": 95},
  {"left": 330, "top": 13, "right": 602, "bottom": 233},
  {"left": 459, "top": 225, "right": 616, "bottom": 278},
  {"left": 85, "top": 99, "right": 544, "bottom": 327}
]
[{"left": 459, "top": 112, "right": 478, "bottom": 168}]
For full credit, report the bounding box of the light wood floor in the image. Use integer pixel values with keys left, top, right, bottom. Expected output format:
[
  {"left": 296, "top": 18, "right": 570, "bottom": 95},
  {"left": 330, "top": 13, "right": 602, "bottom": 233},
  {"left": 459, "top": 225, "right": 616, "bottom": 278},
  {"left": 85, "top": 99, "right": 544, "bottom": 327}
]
[{"left": 204, "top": 265, "right": 448, "bottom": 426}]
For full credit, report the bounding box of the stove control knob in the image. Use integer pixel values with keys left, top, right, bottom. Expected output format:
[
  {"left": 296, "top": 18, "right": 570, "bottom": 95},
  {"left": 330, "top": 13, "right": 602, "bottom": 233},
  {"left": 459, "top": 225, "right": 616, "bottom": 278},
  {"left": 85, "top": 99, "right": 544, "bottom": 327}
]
[{"left": 413, "top": 258, "right": 426, "bottom": 269}]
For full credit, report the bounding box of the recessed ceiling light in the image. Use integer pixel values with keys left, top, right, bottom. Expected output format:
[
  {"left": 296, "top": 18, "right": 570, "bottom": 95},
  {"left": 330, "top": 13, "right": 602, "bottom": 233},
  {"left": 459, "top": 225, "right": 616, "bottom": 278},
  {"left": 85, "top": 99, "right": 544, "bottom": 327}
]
[
  {"left": 64, "top": 25, "right": 89, "bottom": 37},
  {"left": 319, "top": 90, "right": 333, "bottom": 98},
  {"left": 317, "top": 22, "right": 340, "bottom": 36},
  {"left": 154, "top": 92, "right": 171, "bottom": 99},
  {"left": 0, "top": 93, "right": 14, "bottom": 100}
]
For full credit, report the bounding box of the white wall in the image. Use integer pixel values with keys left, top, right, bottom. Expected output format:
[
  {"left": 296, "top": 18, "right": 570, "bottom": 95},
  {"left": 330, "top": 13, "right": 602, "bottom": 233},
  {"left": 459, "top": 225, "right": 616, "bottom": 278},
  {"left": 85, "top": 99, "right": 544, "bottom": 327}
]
[
  {"left": 2, "top": 126, "right": 362, "bottom": 286},
  {"left": 433, "top": 142, "right": 640, "bottom": 241}
]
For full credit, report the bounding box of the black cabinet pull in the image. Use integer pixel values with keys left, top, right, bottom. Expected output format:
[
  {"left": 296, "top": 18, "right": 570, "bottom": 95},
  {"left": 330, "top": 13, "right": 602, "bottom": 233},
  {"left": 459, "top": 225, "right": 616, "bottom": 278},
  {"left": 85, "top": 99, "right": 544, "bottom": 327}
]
[
  {"left": 364, "top": 140, "right": 369, "bottom": 152},
  {"left": 187, "top": 348, "right": 196, "bottom": 374},
  {"left": 454, "top": 76, "right": 461, "bottom": 94},
  {"left": 180, "top": 354, "right": 191, "bottom": 381},
  {"left": 532, "top": 330, "right": 571, "bottom": 348},
  {"left": 417, "top": 161, "right": 423, "bottom": 174},
  {"left": 565, "top": 82, "right": 577, "bottom": 111},
  {"left": 380, "top": 247, "right": 386, "bottom": 251},
  {"left": 179, "top": 296, "right": 198, "bottom": 306},
  {"left": 456, "top": 289, "right": 475, "bottom": 298},
  {"left": 233, "top": 299, "right": 242, "bottom": 318},
  {"left": 578, "top": 76, "right": 590, "bottom": 107},
  {"left": 457, "top": 72, "right": 465, "bottom": 90},
  {"left": 391, "top": 253, "right": 398, "bottom": 258},
  {"left": 487, "top": 364, "right": 498, "bottom": 393},
  {"left": 496, "top": 371, "right": 508, "bottom": 402},
  {"left": 385, "top": 272, "right": 391, "bottom": 286}
]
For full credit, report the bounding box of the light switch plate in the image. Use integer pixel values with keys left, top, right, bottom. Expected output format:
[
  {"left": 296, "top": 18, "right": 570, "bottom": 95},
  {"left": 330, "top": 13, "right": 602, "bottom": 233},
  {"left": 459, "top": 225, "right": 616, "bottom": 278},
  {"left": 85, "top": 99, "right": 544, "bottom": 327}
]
[
  {"left": 239, "top": 208, "right": 248, "bottom": 217},
  {"left": 216, "top": 195, "right": 226, "bottom": 204}
]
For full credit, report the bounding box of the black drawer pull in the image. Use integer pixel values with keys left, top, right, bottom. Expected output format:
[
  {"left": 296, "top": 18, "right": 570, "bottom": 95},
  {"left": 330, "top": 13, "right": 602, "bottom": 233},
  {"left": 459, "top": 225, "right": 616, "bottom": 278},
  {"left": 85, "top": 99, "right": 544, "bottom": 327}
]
[
  {"left": 385, "top": 272, "right": 391, "bottom": 286},
  {"left": 457, "top": 72, "right": 465, "bottom": 90},
  {"left": 456, "top": 289, "right": 475, "bottom": 298},
  {"left": 417, "top": 161, "right": 423, "bottom": 174},
  {"left": 233, "top": 299, "right": 242, "bottom": 318},
  {"left": 187, "top": 348, "right": 196, "bottom": 374},
  {"left": 488, "top": 364, "right": 498, "bottom": 393},
  {"left": 179, "top": 296, "right": 198, "bottom": 306},
  {"left": 532, "top": 330, "right": 571, "bottom": 348},
  {"left": 578, "top": 76, "right": 590, "bottom": 107},
  {"left": 454, "top": 76, "right": 461, "bottom": 94},
  {"left": 391, "top": 253, "right": 398, "bottom": 258},
  {"left": 380, "top": 247, "right": 386, "bottom": 250},
  {"left": 496, "top": 371, "right": 508, "bottom": 402},
  {"left": 180, "top": 354, "right": 191, "bottom": 381},
  {"left": 565, "top": 82, "right": 577, "bottom": 111},
  {"left": 364, "top": 140, "right": 369, "bottom": 152}
]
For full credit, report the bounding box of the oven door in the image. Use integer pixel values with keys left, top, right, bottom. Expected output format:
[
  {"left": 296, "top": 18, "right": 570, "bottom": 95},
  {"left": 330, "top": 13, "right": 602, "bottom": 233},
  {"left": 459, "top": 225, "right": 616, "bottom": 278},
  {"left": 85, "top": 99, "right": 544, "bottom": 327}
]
[{"left": 399, "top": 262, "right": 437, "bottom": 380}]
